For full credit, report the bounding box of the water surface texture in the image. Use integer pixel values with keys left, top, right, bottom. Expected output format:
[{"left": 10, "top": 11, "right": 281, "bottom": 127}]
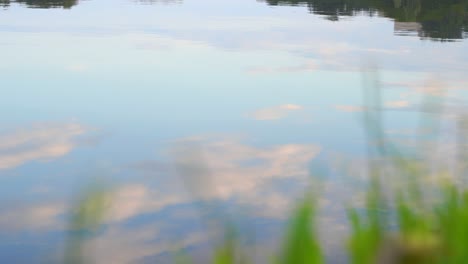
[{"left": 0, "top": 0, "right": 467, "bottom": 263}]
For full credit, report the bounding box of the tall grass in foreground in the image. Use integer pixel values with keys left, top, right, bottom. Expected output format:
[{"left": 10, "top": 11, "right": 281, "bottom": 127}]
[{"left": 66, "top": 69, "right": 468, "bottom": 263}]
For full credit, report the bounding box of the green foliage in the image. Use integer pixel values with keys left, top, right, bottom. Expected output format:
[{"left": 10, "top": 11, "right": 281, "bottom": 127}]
[
  {"left": 278, "top": 193, "right": 323, "bottom": 264},
  {"left": 69, "top": 189, "right": 111, "bottom": 232},
  {"left": 346, "top": 178, "right": 468, "bottom": 264},
  {"left": 347, "top": 179, "right": 384, "bottom": 264},
  {"left": 435, "top": 184, "right": 468, "bottom": 263},
  {"left": 245, "top": 178, "right": 468, "bottom": 264},
  {"left": 213, "top": 228, "right": 237, "bottom": 264},
  {"left": 64, "top": 184, "right": 112, "bottom": 264},
  {"left": 211, "top": 225, "right": 251, "bottom": 264}
]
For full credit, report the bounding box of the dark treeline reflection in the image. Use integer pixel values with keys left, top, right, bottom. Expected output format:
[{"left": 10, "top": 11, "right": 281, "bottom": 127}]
[
  {"left": 260, "top": 0, "right": 468, "bottom": 41},
  {"left": 1, "top": 0, "right": 466, "bottom": 41},
  {"left": 0, "top": 0, "right": 78, "bottom": 9},
  {"left": 0, "top": 0, "right": 182, "bottom": 8}
]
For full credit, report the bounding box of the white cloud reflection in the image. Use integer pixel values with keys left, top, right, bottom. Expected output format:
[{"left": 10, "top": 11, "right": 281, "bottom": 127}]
[
  {"left": 249, "top": 104, "right": 303, "bottom": 120},
  {"left": 83, "top": 224, "right": 205, "bottom": 264},
  {"left": 172, "top": 137, "right": 321, "bottom": 217},
  {"left": 0, "top": 123, "right": 86, "bottom": 170},
  {"left": 0, "top": 202, "right": 66, "bottom": 231},
  {"left": 384, "top": 100, "right": 410, "bottom": 109},
  {"left": 247, "top": 61, "right": 318, "bottom": 74},
  {"left": 83, "top": 224, "right": 161, "bottom": 264},
  {"left": 76, "top": 137, "right": 322, "bottom": 262},
  {"left": 334, "top": 105, "right": 365, "bottom": 112},
  {"left": 105, "top": 137, "right": 320, "bottom": 223},
  {"left": 106, "top": 184, "right": 185, "bottom": 223}
]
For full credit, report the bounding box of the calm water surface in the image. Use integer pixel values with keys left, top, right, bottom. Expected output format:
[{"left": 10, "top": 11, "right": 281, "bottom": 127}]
[{"left": 0, "top": 0, "right": 467, "bottom": 263}]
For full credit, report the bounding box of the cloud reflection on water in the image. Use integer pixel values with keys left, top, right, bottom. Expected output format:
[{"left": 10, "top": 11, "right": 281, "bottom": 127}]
[
  {"left": 0, "top": 0, "right": 467, "bottom": 262},
  {"left": 249, "top": 104, "right": 303, "bottom": 121},
  {"left": 0, "top": 123, "right": 86, "bottom": 170},
  {"left": 0, "top": 202, "right": 66, "bottom": 231},
  {"left": 0, "top": 135, "right": 324, "bottom": 262},
  {"left": 54, "top": 137, "right": 319, "bottom": 263}
]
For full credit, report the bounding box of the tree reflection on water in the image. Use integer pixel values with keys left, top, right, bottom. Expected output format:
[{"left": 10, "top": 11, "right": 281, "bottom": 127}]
[
  {"left": 0, "top": 0, "right": 78, "bottom": 9},
  {"left": 2, "top": 0, "right": 466, "bottom": 42},
  {"left": 260, "top": 0, "right": 468, "bottom": 41}
]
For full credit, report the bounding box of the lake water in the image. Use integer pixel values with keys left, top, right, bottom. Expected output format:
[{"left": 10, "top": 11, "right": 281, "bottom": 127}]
[{"left": 0, "top": 0, "right": 467, "bottom": 263}]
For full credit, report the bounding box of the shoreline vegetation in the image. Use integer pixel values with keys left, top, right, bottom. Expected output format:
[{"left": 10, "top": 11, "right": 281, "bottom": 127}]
[{"left": 64, "top": 69, "right": 468, "bottom": 263}]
